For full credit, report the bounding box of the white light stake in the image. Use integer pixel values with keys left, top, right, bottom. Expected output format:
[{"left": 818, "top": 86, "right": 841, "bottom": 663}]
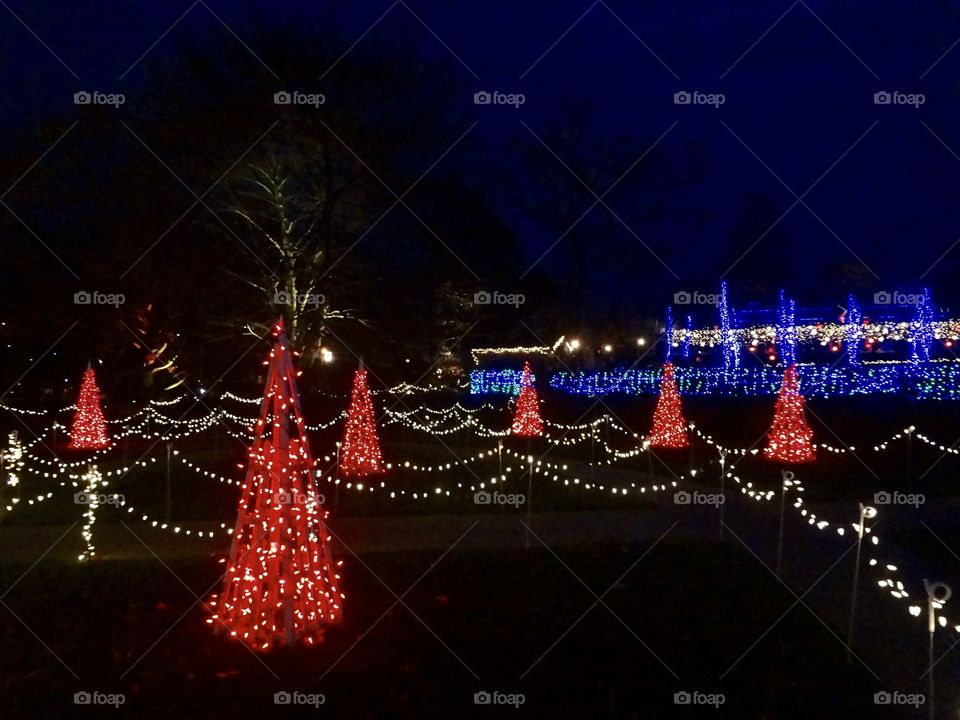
[
  {"left": 775, "top": 470, "right": 794, "bottom": 576},
  {"left": 923, "top": 578, "right": 951, "bottom": 720},
  {"left": 846, "top": 502, "right": 877, "bottom": 660}
]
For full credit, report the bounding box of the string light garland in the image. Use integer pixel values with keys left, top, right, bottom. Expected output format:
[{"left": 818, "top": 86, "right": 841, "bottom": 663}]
[
  {"left": 776, "top": 290, "right": 796, "bottom": 367},
  {"left": 648, "top": 363, "right": 690, "bottom": 449},
  {"left": 720, "top": 280, "right": 739, "bottom": 371},
  {"left": 68, "top": 366, "right": 110, "bottom": 450},
  {"left": 764, "top": 365, "right": 816, "bottom": 463},
  {"left": 911, "top": 288, "right": 935, "bottom": 363},
  {"left": 77, "top": 465, "right": 105, "bottom": 561},
  {"left": 510, "top": 362, "right": 543, "bottom": 437},
  {"left": 339, "top": 365, "right": 386, "bottom": 478},
  {"left": 210, "top": 321, "right": 343, "bottom": 650}
]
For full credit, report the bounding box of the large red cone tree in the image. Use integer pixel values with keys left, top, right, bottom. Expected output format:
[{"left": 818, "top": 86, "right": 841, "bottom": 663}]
[
  {"left": 210, "top": 320, "right": 343, "bottom": 650},
  {"left": 764, "top": 364, "right": 816, "bottom": 463},
  {"left": 648, "top": 362, "right": 689, "bottom": 448}
]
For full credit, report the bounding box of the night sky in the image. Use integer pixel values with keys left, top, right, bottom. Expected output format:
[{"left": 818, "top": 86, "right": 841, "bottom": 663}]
[{"left": 2, "top": 0, "right": 960, "bottom": 352}]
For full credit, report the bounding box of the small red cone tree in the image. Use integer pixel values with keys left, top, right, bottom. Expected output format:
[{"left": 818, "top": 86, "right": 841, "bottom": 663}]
[
  {"left": 648, "top": 362, "right": 689, "bottom": 448},
  {"left": 340, "top": 364, "right": 385, "bottom": 478},
  {"left": 210, "top": 320, "right": 343, "bottom": 650},
  {"left": 511, "top": 361, "right": 543, "bottom": 437},
  {"left": 68, "top": 365, "right": 109, "bottom": 450},
  {"left": 764, "top": 364, "right": 816, "bottom": 463}
]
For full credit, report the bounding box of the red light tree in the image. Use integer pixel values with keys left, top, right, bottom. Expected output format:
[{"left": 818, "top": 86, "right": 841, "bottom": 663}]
[
  {"left": 648, "top": 362, "right": 689, "bottom": 448},
  {"left": 764, "top": 364, "right": 816, "bottom": 463},
  {"left": 340, "top": 364, "right": 385, "bottom": 478},
  {"left": 68, "top": 365, "right": 109, "bottom": 450},
  {"left": 511, "top": 361, "right": 543, "bottom": 437},
  {"left": 210, "top": 320, "right": 343, "bottom": 650}
]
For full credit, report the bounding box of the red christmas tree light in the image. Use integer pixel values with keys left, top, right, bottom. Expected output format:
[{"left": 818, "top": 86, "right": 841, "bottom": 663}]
[
  {"left": 339, "top": 364, "right": 385, "bottom": 478},
  {"left": 511, "top": 361, "right": 543, "bottom": 437},
  {"left": 68, "top": 365, "right": 109, "bottom": 450},
  {"left": 210, "top": 320, "right": 343, "bottom": 650},
  {"left": 764, "top": 364, "right": 816, "bottom": 463},
  {"left": 648, "top": 362, "right": 689, "bottom": 448}
]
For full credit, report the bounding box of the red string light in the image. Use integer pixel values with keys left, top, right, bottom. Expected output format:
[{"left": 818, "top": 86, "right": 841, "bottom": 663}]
[
  {"left": 511, "top": 361, "right": 543, "bottom": 437},
  {"left": 764, "top": 364, "right": 816, "bottom": 463},
  {"left": 68, "top": 366, "right": 109, "bottom": 450},
  {"left": 340, "top": 366, "right": 385, "bottom": 478},
  {"left": 210, "top": 329, "right": 343, "bottom": 649},
  {"left": 648, "top": 362, "right": 689, "bottom": 448}
]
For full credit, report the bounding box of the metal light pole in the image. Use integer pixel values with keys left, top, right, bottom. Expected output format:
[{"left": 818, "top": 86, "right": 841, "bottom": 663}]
[
  {"left": 775, "top": 470, "right": 794, "bottom": 576},
  {"left": 165, "top": 441, "right": 173, "bottom": 522},
  {"left": 525, "top": 454, "right": 534, "bottom": 548},
  {"left": 846, "top": 502, "right": 877, "bottom": 660},
  {"left": 923, "top": 579, "right": 952, "bottom": 720},
  {"left": 718, "top": 449, "right": 727, "bottom": 541}
]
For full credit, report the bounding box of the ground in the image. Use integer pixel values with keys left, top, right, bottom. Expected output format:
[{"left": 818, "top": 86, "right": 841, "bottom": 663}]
[{"left": 0, "top": 391, "right": 958, "bottom": 718}]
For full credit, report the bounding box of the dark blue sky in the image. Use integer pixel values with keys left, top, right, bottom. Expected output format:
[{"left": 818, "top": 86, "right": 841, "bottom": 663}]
[{"left": 3, "top": 0, "right": 960, "bottom": 316}]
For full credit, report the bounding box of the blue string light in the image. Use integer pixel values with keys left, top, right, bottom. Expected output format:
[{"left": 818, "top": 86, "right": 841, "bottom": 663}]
[
  {"left": 845, "top": 293, "right": 862, "bottom": 366},
  {"left": 777, "top": 290, "right": 797, "bottom": 367},
  {"left": 911, "top": 288, "right": 935, "bottom": 363},
  {"left": 719, "top": 281, "right": 739, "bottom": 371},
  {"left": 664, "top": 305, "right": 674, "bottom": 362},
  {"left": 682, "top": 315, "right": 692, "bottom": 360}
]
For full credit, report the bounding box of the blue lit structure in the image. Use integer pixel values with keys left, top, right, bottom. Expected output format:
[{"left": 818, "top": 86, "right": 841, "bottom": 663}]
[
  {"left": 777, "top": 290, "right": 797, "bottom": 367},
  {"left": 845, "top": 294, "right": 862, "bottom": 366},
  {"left": 470, "top": 362, "right": 960, "bottom": 400},
  {"left": 719, "top": 280, "right": 739, "bottom": 370}
]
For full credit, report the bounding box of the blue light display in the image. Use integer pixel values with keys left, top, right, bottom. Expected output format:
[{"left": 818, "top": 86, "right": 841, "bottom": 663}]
[
  {"left": 719, "top": 280, "right": 739, "bottom": 370},
  {"left": 664, "top": 305, "right": 674, "bottom": 362},
  {"left": 471, "top": 363, "right": 960, "bottom": 400},
  {"left": 911, "top": 288, "right": 934, "bottom": 363}
]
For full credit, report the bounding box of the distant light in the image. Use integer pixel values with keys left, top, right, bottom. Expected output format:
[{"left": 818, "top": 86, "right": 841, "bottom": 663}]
[
  {"left": 768, "top": 353, "right": 776, "bottom": 361},
  {"left": 636, "top": 338, "right": 647, "bottom": 346},
  {"left": 404, "top": 358, "right": 410, "bottom": 364},
  {"left": 321, "top": 349, "right": 334, "bottom": 364},
  {"left": 198, "top": 387, "right": 206, "bottom": 395},
  {"left": 569, "top": 339, "right": 580, "bottom": 350},
  {"left": 603, "top": 344, "right": 612, "bottom": 353}
]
